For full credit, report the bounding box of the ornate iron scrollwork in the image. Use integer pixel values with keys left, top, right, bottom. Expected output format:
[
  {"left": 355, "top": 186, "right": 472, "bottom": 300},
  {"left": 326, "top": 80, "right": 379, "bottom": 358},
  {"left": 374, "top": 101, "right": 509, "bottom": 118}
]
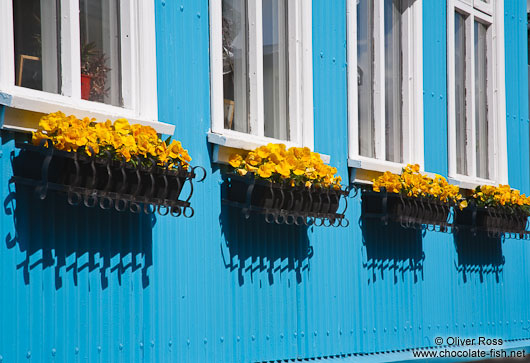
[
  {"left": 454, "top": 203, "right": 530, "bottom": 239},
  {"left": 11, "top": 141, "right": 206, "bottom": 218},
  {"left": 361, "top": 189, "right": 453, "bottom": 232},
  {"left": 222, "top": 173, "right": 350, "bottom": 227}
]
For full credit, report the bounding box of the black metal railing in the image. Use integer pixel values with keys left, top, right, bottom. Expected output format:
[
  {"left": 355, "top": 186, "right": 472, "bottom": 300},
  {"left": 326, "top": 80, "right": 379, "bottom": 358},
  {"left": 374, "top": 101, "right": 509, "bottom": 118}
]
[
  {"left": 454, "top": 203, "right": 530, "bottom": 239},
  {"left": 11, "top": 141, "right": 206, "bottom": 217},
  {"left": 361, "top": 189, "right": 453, "bottom": 232},
  {"left": 222, "top": 173, "right": 351, "bottom": 227}
]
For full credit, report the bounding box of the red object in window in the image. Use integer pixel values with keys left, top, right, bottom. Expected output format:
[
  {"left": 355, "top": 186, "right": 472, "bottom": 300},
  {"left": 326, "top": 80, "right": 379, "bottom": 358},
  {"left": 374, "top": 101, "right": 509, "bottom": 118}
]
[{"left": 81, "top": 74, "right": 92, "bottom": 100}]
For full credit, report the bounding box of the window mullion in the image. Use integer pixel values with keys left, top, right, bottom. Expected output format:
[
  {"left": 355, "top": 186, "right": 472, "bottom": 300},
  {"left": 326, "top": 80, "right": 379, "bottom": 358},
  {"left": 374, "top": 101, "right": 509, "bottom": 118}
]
[
  {"left": 60, "top": 0, "right": 81, "bottom": 98},
  {"left": 401, "top": 1, "right": 412, "bottom": 163},
  {"left": 447, "top": 1, "right": 457, "bottom": 177},
  {"left": 486, "top": 20, "right": 496, "bottom": 180},
  {"left": 287, "top": 0, "right": 300, "bottom": 144},
  {"left": 248, "top": 0, "right": 264, "bottom": 137},
  {"left": 347, "top": 0, "right": 359, "bottom": 159},
  {"left": 467, "top": 14, "right": 477, "bottom": 179},
  {"left": 373, "top": 0, "right": 386, "bottom": 160},
  {"left": 209, "top": 0, "right": 224, "bottom": 134},
  {"left": 120, "top": 1, "right": 135, "bottom": 111},
  {"left": 0, "top": 1, "right": 15, "bottom": 89}
]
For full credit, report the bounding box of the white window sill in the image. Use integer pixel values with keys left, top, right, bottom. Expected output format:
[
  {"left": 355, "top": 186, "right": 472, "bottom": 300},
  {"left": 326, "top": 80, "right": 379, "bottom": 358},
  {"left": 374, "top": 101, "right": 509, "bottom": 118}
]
[
  {"left": 348, "top": 157, "right": 408, "bottom": 174},
  {"left": 448, "top": 175, "right": 498, "bottom": 191},
  {"left": 208, "top": 130, "right": 331, "bottom": 164},
  {"left": 348, "top": 157, "right": 500, "bottom": 192},
  {"left": 348, "top": 157, "right": 410, "bottom": 185},
  {"left": 0, "top": 89, "right": 174, "bottom": 135}
]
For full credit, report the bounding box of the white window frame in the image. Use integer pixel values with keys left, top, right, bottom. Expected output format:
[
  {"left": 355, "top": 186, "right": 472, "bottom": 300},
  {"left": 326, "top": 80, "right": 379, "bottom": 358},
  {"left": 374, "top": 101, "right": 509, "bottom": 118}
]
[
  {"left": 447, "top": 0, "right": 507, "bottom": 187},
  {"left": 347, "top": 0, "right": 424, "bottom": 175},
  {"left": 0, "top": 0, "right": 173, "bottom": 134},
  {"left": 208, "top": 0, "right": 314, "bottom": 151}
]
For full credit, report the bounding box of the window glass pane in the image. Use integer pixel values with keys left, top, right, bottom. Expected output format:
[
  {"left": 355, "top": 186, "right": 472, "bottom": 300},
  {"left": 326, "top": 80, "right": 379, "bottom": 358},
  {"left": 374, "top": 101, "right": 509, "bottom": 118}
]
[
  {"left": 455, "top": 12, "right": 468, "bottom": 175},
  {"left": 384, "top": 0, "right": 403, "bottom": 163},
  {"left": 13, "top": 0, "right": 61, "bottom": 93},
  {"left": 357, "top": 0, "right": 375, "bottom": 158},
  {"left": 222, "top": 0, "right": 249, "bottom": 133},
  {"left": 263, "top": 0, "right": 290, "bottom": 140},
  {"left": 475, "top": 21, "right": 489, "bottom": 179},
  {"left": 80, "top": 0, "right": 122, "bottom": 106}
]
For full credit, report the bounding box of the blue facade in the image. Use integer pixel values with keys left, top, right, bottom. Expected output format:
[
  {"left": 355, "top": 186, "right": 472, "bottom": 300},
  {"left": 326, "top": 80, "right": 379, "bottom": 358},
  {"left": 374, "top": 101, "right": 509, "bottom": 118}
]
[{"left": 0, "top": 0, "right": 529, "bottom": 362}]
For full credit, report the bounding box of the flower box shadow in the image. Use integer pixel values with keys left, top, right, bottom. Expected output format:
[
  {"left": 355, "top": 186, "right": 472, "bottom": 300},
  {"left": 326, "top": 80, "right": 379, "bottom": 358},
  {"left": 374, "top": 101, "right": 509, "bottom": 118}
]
[
  {"left": 4, "top": 179, "right": 154, "bottom": 290},
  {"left": 219, "top": 203, "right": 312, "bottom": 286},
  {"left": 453, "top": 229, "right": 504, "bottom": 283},
  {"left": 360, "top": 218, "right": 425, "bottom": 284}
]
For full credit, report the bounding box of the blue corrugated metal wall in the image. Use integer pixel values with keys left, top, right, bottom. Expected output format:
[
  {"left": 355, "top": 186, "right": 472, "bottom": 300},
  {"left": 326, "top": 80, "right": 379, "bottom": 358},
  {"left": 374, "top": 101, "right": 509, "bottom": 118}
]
[{"left": 1, "top": 0, "right": 530, "bottom": 362}]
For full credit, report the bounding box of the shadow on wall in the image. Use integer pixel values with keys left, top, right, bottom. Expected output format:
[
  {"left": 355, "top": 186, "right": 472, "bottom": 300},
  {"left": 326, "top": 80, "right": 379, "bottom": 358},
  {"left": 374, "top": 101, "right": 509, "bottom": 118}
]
[
  {"left": 360, "top": 218, "right": 425, "bottom": 284},
  {"left": 4, "top": 151, "right": 155, "bottom": 290},
  {"left": 453, "top": 229, "right": 504, "bottom": 283},
  {"left": 219, "top": 204, "right": 313, "bottom": 286}
]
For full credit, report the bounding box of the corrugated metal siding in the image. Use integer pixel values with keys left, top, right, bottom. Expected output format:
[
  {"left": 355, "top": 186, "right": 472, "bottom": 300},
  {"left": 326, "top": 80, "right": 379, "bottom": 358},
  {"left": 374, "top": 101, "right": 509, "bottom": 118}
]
[{"left": 1, "top": 0, "right": 530, "bottom": 362}]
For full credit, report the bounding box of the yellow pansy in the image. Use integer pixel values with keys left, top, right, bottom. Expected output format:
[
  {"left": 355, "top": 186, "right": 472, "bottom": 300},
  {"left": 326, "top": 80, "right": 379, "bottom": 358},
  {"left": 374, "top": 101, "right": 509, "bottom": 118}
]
[{"left": 229, "top": 153, "right": 243, "bottom": 168}]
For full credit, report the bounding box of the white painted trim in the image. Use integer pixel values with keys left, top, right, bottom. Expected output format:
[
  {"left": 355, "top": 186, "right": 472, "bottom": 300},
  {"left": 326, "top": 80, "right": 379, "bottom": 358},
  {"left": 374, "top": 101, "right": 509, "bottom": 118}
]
[
  {"left": 209, "top": 129, "right": 302, "bottom": 152},
  {"left": 300, "top": 0, "right": 314, "bottom": 149},
  {"left": 208, "top": 0, "right": 314, "bottom": 148},
  {"left": 346, "top": 0, "right": 358, "bottom": 161},
  {"left": 494, "top": 0, "right": 507, "bottom": 184},
  {"left": 210, "top": 139, "right": 331, "bottom": 165},
  {"left": 0, "top": 89, "right": 174, "bottom": 134},
  {"left": 61, "top": 0, "right": 81, "bottom": 98},
  {"left": 0, "top": 0, "right": 159, "bottom": 132},
  {"left": 412, "top": 0, "right": 424, "bottom": 167},
  {"left": 347, "top": 0, "right": 424, "bottom": 169},
  {"left": 373, "top": 0, "right": 385, "bottom": 160},
  {"left": 348, "top": 157, "right": 410, "bottom": 175},
  {"left": 447, "top": 0, "right": 506, "bottom": 184},
  {"left": 0, "top": 0, "right": 15, "bottom": 90},
  {"left": 136, "top": 0, "right": 159, "bottom": 121},
  {"left": 209, "top": 0, "right": 224, "bottom": 135},
  {"left": 473, "top": 0, "right": 494, "bottom": 16}
]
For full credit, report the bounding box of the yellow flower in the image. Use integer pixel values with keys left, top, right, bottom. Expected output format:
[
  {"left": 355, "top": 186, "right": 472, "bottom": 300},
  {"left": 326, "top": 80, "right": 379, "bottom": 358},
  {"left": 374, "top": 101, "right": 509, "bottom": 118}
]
[
  {"left": 305, "top": 181, "right": 312, "bottom": 188},
  {"left": 178, "top": 149, "right": 192, "bottom": 163},
  {"left": 256, "top": 146, "right": 271, "bottom": 159},
  {"left": 257, "top": 163, "right": 275, "bottom": 178},
  {"left": 32, "top": 131, "right": 50, "bottom": 146},
  {"left": 237, "top": 168, "right": 248, "bottom": 176},
  {"left": 113, "top": 118, "right": 131, "bottom": 135},
  {"left": 229, "top": 153, "right": 243, "bottom": 168},
  {"left": 168, "top": 140, "right": 183, "bottom": 159},
  {"left": 275, "top": 161, "right": 292, "bottom": 178},
  {"left": 245, "top": 152, "right": 262, "bottom": 166},
  {"left": 245, "top": 164, "right": 258, "bottom": 173},
  {"left": 459, "top": 200, "right": 468, "bottom": 210}
]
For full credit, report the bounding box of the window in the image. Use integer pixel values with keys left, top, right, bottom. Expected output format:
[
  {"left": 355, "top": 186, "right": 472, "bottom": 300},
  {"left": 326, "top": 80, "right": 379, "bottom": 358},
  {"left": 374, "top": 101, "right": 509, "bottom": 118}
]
[
  {"left": 347, "top": 0, "right": 424, "bottom": 173},
  {"left": 447, "top": 0, "right": 507, "bottom": 185},
  {"left": 209, "top": 0, "right": 314, "bottom": 150},
  {"left": 0, "top": 0, "right": 170, "bottom": 134}
]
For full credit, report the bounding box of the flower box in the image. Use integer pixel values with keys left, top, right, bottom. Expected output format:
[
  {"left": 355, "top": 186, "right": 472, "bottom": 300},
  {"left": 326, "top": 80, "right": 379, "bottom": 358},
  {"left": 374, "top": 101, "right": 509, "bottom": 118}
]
[
  {"left": 12, "top": 142, "right": 202, "bottom": 217},
  {"left": 223, "top": 173, "right": 348, "bottom": 227},
  {"left": 361, "top": 189, "right": 452, "bottom": 230},
  {"left": 223, "top": 143, "right": 348, "bottom": 227},
  {"left": 454, "top": 203, "right": 529, "bottom": 238},
  {"left": 12, "top": 112, "right": 205, "bottom": 218},
  {"left": 361, "top": 165, "right": 464, "bottom": 231},
  {"left": 455, "top": 185, "right": 530, "bottom": 238}
]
